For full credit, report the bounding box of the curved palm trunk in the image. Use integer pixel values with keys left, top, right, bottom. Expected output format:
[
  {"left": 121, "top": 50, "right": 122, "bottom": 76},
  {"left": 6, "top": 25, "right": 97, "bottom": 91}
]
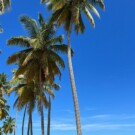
[
  {"left": 39, "top": 66, "right": 45, "bottom": 135},
  {"left": 22, "top": 105, "right": 27, "bottom": 135},
  {"left": 67, "top": 27, "right": 82, "bottom": 135},
  {"left": 47, "top": 95, "right": 51, "bottom": 135}
]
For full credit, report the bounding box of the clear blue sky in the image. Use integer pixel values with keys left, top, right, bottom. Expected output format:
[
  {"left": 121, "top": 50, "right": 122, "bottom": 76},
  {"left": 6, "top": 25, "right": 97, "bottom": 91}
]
[{"left": 0, "top": 0, "right": 135, "bottom": 135}]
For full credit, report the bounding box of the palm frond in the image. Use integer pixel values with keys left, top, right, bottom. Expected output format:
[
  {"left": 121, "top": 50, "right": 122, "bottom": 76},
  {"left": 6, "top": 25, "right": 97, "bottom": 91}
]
[
  {"left": 48, "top": 50, "right": 65, "bottom": 69},
  {"left": 86, "top": 2, "right": 100, "bottom": 18},
  {"left": 83, "top": 7, "right": 95, "bottom": 28},
  {"left": 77, "top": 13, "right": 85, "bottom": 33},
  {"left": 46, "top": 35, "right": 63, "bottom": 45},
  {"left": 51, "top": 44, "right": 74, "bottom": 56},
  {"left": 7, "top": 49, "right": 32, "bottom": 65},
  {"left": 7, "top": 36, "right": 31, "bottom": 48},
  {"left": 38, "top": 13, "right": 46, "bottom": 28},
  {"left": 20, "top": 16, "right": 39, "bottom": 38}
]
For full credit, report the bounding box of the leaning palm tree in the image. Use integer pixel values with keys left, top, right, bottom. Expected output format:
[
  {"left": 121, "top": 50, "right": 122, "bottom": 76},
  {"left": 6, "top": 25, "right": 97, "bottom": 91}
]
[
  {"left": 7, "top": 13, "right": 70, "bottom": 135},
  {"left": 2, "top": 117, "right": 15, "bottom": 134},
  {"left": 46, "top": 0, "right": 105, "bottom": 134}
]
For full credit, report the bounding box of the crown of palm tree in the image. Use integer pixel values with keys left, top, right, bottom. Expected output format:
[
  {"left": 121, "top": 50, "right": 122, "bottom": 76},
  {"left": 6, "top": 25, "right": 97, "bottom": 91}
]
[
  {"left": 7, "top": 13, "right": 72, "bottom": 84},
  {"left": 0, "top": 98, "right": 9, "bottom": 120},
  {"left": 48, "top": 0, "right": 105, "bottom": 33},
  {"left": 2, "top": 117, "right": 15, "bottom": 134}
]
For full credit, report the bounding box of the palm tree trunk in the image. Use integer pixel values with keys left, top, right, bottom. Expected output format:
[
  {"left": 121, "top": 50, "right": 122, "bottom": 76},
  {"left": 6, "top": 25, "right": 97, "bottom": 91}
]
[
  {"left": 47, "top": 95, "right": 51, "bottom": 135},
  {"left": 27, "top": 115, "right": 30, "bottom": 135},
  {"left": 39, "top": 65, "right": 45, "bottom": 135},
  {"left": 14, "top": 109, "right": 18, "bottom": 135},
  {"left": 30, "top": 111, "right": 33, "bottom": 135},
  {"left": 22, "top": 105, "right": 27, "bottom": 135},
  {"left": 67, "top": 25, "right": 82, "bottom": 135}
]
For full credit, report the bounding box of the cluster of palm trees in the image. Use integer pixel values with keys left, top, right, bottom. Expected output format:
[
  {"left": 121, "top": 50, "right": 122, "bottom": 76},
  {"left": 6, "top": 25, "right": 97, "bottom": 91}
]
[
  {"left": 0, "top": 73, "right": 15, "bottom": 135},
  {"left": 0, "top": 0, "right": 105, "bottom": 135}
]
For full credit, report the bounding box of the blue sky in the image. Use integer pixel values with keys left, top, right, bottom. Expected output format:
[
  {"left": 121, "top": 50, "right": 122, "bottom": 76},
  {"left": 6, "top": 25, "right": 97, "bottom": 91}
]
[{"left": 0, "top": 0, "right": 135, "bottom": 135}]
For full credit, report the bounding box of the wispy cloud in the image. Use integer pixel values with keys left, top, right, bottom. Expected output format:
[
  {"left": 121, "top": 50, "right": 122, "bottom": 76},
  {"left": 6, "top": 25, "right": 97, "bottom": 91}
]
[
  {"left": 53, "top": 109, "right": 74, "bottom": 114},
  {"left": 29, "top": 122, "right": 135, "bottom": 131},
  {"left": 86, "top": 114, "right": 135, "bottom": 120},
  {"left": 15, "top": 113, "right": 135, "bottom": 132},
  {"left": 83, "top": 123, "right": 135, "bottom": 131}
]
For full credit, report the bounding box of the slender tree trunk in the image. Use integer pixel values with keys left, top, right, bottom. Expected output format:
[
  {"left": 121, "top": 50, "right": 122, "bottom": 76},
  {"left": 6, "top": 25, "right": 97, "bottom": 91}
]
[
  {"left": 67, "top": 25, "right": 82, "bottom": 135},
  {"left": 47, "top": 95, "right": 51, "bottom": 135},
  {"left": 39, "top": 66, "right": 45, "bottom": 135},
  {"left": 14, "top": 109, "right": 18, "bottom": 135},
  {"left": 27, "top": 115, "right": 30, "bottom": 135},
  {"left": 30, "top": 111, "right": 33, "bottom": 135},
  {"left": 22, "top": 105, "right": 27, "bottom": 135}
]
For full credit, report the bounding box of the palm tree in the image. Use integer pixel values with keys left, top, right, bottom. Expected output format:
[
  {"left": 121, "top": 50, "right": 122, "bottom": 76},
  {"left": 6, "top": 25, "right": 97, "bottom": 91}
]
[
  {"left": 0, "top": 73, "right": 10, "bottom": 120},
  {"left": 9, "top": 72, "right": 48, "bottom": 135},
  {"left": 0, "top": 127, "right": 3, "bottom": 135},
  {"left": 47, "top": 0, "right": 105, "bottom": 134},
  {"left": 0, "top": 73, "right": 10, "bottom": 97},
  {"left": 2, "top": 117, "right": 15, "bottom": 134},
  {"left": 0, "top": 98, "right": 9, "bottom": 120},
  {"left": 44, "top": 82, "right": 60, "bottom": 135},
  {"left": 7, "top": 13, "right": 70, "bottom": 135}
]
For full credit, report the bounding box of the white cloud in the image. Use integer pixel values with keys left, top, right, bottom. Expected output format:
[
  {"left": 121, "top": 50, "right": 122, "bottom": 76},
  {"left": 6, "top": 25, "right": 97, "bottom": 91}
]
[
  {"left": 82, "top": 123, "right": 135, "bottom": 131},
  {"left": 15, "top": 113, "right": 135, "bottom": 132}
]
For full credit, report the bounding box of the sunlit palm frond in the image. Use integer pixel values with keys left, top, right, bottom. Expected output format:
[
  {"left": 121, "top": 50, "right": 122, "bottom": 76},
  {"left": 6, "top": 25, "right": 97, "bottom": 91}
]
[{"left": 83, "top": 7, "right": 95, "bottom": 28}]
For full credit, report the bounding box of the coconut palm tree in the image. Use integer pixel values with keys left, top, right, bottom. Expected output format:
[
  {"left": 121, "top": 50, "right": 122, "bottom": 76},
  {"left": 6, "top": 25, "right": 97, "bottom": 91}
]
[
  {"left": 0, "top": 73, "right": 10, "bottom": 120},
  {"left": 0, "top": 98, "right": 9, "bottom": 120},
  {"left": 9, "top": 72, "right": 48, "bottom": 135},
  {"left": 0, "top": 73, "right": 10, "bottom": 97},
  {"left": 2, "top": 117, "right": 15, "bottom": 134},
  {"left": 46, "top": 0, "right": 105, "bottom": 134},
  {"left": 7, "top": 13, "right": 70, "bottom": 135},
  {"left": 44, "top": 82, "right": 60, "bottom": 135}
]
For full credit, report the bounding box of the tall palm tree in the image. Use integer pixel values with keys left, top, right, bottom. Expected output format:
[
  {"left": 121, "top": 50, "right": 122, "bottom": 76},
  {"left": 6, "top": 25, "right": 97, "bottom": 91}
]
[
  {"left": 44, "top": 82, "right": 60, "bottom": 135},
  {"left": 47, "top": 0, "right": 105, "bottom": 134},
  {"left": 9, "top": 72, "right": 48, "bottom": 135},
  {"left": 2, "top": 117, "right": 15, "bottom": 134},
  {"left": 7, "top": 13, "right": 70, "bottom": 135}
]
